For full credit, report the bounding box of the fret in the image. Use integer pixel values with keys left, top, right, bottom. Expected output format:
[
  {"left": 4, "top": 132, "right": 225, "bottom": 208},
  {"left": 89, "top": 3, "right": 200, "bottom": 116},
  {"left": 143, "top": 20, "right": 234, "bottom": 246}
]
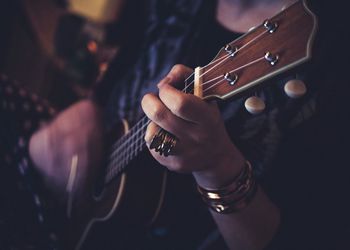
[
  {"left": 104, "top": 116, "right": 150, "bottom": 184},
  {"left": 137, "top": 125, "right": 145, "bottom": 154},
  {"left": 125, "top": 139, "right": 130, "bottom": 165},
  {"left": 131, "top": 132, "right": 135, "bottom": 159},
  {"left": 121, "top": 146, "right": 127, "bottom": 170}
]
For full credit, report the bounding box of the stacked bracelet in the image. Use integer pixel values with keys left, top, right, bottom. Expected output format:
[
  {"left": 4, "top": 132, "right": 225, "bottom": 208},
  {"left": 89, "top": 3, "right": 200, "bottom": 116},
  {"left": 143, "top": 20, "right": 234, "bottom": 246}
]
[{"left": 197, "top": 161, "right": 257, "bottom": 214}]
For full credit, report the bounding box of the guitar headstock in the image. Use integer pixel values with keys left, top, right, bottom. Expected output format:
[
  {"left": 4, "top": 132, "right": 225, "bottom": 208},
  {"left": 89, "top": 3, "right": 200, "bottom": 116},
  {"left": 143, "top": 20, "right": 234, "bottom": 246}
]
[{"left": 192, "top": 0, "right": 317, "bottom": 101}]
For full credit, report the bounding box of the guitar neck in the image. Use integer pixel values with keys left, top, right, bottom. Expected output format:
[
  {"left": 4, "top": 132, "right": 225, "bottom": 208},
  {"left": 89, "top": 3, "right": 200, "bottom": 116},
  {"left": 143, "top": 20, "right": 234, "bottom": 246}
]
[
  {"left": 104, "top": 75, "right": 195, "bottom": 184},
  {"left": 103, "top": 0, "right": 317, "bottom": 184},
  {"left": 104, "top": 116, "right": 150, "bottom": 183}
]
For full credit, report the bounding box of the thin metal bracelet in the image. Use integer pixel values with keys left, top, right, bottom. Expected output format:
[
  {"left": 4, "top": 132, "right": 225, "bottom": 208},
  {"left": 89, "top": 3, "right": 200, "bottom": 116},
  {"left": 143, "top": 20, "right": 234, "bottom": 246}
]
[
  {"left": 197, "top": 161, "right": 252, "bottom": 199},
  {"left": 209, "top": 181, "right": 258, "bottom": 214},
  {"left": 197, "top": 161, "right": 257, "bottom": 214}
]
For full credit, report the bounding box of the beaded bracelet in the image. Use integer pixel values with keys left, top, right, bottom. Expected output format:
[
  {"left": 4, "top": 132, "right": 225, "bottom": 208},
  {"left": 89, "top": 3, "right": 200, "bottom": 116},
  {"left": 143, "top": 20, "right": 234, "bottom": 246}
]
[{"left": 197, "top": 161, "right": 257, "bottom": 214}]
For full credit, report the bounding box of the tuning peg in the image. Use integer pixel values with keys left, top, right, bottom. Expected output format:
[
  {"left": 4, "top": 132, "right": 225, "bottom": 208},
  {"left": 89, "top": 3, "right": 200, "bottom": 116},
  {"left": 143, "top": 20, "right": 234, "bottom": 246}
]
[
  {"left": 244, "top": 96, "right": 265, "bottom": 114},
  {"left": 284, "top": 79, "right": 307, "bottom": 98}
]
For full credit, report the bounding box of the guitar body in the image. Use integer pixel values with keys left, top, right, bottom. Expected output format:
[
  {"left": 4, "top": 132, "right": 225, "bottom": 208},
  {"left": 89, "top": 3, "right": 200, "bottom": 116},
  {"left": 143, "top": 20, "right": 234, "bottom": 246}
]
[{"left": 62, "top": 120, "right": 167, "bottom": 250}]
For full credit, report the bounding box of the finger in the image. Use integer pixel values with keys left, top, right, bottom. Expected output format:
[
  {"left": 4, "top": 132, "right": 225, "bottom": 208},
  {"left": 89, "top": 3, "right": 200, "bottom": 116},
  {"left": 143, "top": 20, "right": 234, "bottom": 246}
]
[
  {"left": 148, "top": 148, "right": 190, "bottom": 173},
  {"left": 158, "top": 84, "right": 216, "bottom": 124},
  {"left": 144, "top": 121, "right": 159, "bottom": 146},
  {"left": 157, "top": 64, "right": 193, "bottom": 89},
  {"left": 141, "top": 93, "right": 193, "bottom": 137}
]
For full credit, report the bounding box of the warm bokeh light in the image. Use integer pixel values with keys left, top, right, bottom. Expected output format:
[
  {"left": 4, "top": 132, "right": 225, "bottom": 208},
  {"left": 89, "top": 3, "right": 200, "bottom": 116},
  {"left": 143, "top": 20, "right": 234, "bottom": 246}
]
[
  {"left": 87, "top": 41, "right": 98, "bottom": 54},
  {"left": 68, "top": 0, "right": 124, "bottom": 23}
]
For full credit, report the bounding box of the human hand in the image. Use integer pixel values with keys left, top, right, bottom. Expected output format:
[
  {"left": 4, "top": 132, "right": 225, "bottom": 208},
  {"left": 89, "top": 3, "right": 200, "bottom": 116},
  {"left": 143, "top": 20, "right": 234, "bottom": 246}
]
[
  {"left": 29, "top": 100, "right": 104, "bottom": 196},
  {"left": 142, "top": 65, "right": 245, "bottom": 188}
]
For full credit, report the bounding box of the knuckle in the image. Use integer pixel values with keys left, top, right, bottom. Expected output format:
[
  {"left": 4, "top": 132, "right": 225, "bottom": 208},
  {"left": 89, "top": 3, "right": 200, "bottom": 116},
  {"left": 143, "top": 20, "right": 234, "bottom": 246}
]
[
  {"left": 142, "top": 94, "right": 163, "bottom": 120},
  {"left": 169, "top": 64, "right": 193, "bottom": 79},
  {"left": 151, "top": 104, "right": 167, "bottom": 122},
  {"left": 141, "top": 94, "right": 152, "bottom": 109},
  {"left": 171, "top": 64, "right": 184, "bottom": 74},
  {"left": 172, "top": 95, "right": 188, "bottom": 116}
]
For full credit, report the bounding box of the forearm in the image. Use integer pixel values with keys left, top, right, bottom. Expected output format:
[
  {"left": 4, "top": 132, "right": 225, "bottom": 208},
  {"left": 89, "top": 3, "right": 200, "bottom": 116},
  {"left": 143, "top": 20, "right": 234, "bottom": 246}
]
[
  {"left": 142, "top": 65, "right": 281, "bottom": 249},
  {"left": 210, "top": 186, "right": 280, "bottom": 250},
  {"left": 193, "top": 156, "right": 280, "bottom": 250}
]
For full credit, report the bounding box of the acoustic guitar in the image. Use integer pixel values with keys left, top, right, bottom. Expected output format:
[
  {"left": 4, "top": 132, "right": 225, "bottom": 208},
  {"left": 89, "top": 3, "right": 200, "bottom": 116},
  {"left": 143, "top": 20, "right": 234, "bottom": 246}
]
[{"left": 1, "top": 1, "right": 318, "bottom": 249}]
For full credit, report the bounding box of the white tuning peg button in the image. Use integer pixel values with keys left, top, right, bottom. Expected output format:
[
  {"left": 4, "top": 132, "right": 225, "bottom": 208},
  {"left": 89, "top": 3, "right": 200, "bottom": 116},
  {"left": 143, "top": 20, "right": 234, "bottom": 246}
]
[
  {"left": 244, "top": 96, "right": 266, "bottom": 114},
  {"left": 284, "top": 79, "right": 307, "bottom": 98}
]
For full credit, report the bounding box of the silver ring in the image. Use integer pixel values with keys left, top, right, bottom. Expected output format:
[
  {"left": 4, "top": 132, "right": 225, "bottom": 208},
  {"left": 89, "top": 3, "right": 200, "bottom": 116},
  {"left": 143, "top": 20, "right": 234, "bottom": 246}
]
[{"left": 150, "top": 128, "right": 177, "bottom": 156}]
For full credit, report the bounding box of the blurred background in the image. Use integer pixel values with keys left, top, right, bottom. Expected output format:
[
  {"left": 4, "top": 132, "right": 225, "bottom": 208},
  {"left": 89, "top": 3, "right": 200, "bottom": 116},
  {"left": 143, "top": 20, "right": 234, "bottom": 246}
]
[{"left": 0, "top": 0, "right": 138, "bottom": 109}]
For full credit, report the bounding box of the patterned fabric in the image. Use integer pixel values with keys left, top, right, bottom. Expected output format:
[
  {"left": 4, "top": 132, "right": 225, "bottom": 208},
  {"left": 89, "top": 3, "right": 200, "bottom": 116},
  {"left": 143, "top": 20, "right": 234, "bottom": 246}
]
[{"left": 0, "top": 74, "right": 60, "bottom": 249}]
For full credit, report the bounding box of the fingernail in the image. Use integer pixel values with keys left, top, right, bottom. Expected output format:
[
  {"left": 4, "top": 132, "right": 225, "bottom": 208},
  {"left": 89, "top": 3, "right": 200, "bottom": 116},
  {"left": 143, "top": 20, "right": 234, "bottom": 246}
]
[{"left": 157, "top": 76, "right": 171, "bottom": 88}]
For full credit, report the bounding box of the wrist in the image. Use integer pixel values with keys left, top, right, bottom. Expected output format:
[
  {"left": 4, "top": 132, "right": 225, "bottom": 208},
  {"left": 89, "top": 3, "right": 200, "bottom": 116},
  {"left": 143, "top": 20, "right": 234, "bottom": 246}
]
[
  {"left": 193, "top": 145, "right": 246, "bottom": 188},
  {"left": 197, "top": 160, "right": 257, "bottom": 214}
]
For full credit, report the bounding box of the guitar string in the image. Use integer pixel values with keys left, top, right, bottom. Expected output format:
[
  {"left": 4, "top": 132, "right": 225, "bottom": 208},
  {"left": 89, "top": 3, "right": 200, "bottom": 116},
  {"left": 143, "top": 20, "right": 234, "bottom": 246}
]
[
  {"left": 202, "top": 56, "right": 265, "bottom": 93},
  {"left": 182, "top": 29, "right": 268, "bottom": 93},
  {"left": 106, "top": 32, "right": 270, "bottom": 180},
  {"left": 109, "top": 27, "right": 269, "bottom": 158},
  {"left": 106, "top": 54, "right": 268, "bottom": 181},
  {"left": 110, "top": 54, "right": 266, "bottom": 165},
  {"left": 106, "top": 28, "right": 270, "bottom": 180},
  {"left": 108, "top": 54, "right": 227, "bottom": 157},
  {"left": 178, "top": 29, "right": 269, "bottom": 95},
  {"left": 180, "top": 29, "right": 268, "bottom": 93},
  {"left": 107, "top": 42, "right": 238, "bottom": 156},
  {"left": 108, "top": 44, "right": 268, "bottom": 162}
]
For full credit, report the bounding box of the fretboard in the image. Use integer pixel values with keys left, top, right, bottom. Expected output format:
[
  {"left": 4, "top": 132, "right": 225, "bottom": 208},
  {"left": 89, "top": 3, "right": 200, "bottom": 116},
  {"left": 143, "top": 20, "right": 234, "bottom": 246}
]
[
  {"left": 104, "top": 75, "right": 195, "bottom": 184},
  {"left": 104, "top": 116, "right": 150, "bottom": 184}
]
